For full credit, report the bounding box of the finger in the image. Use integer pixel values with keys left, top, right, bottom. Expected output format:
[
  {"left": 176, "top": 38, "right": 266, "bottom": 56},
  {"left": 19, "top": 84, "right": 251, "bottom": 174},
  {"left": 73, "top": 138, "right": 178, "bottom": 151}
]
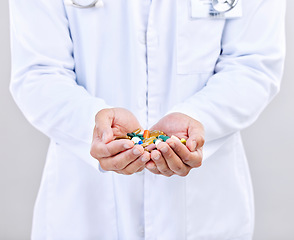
[
  {"left": 100, "top": 145, "right": 144, "bottom": 171},
  {"left": 150, "top": 150, "right": 174, "bottom": 177},
  {"left": 94, "top": 108, "right": 115, "bottom": 143},
  {"left": 166, "top": 138, "right": 202, "bottom": 168},
  {"left": 145, "top": 143, "right": 156, "bottom": 152},
  {"left": 136, "top": 166, "right": 145, "bottom": 173},
  {"left": 186, "top": 125, "right": 205, "bottom": 152},
  {"left": 157, "top": 142, "right": 191, "bottom": 177},
  {"left": 91, "top": 139, "right": 134, "bottom": 159},
  {"left": 145, "top": 160, "right": 161, "bottom": 175},
  {"left": 120, "top": 151, "right": 150, "bottom": 175}
]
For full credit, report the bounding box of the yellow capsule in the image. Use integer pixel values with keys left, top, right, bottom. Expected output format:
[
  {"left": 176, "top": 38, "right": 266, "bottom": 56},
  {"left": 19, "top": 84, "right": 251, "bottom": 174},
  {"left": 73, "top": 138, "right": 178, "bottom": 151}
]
[
  {"left": 115, "top": 135, "right": 131, "bottom": 140},
  {"left": 180, "top": 138, "right": 187, "bottom": 145},
  {"left": 132, "top": 128, "right": 141, "bottom": 134},
  {"left": 149, "top": 130, "right": 164, "bottom": 138},
  {"left": 142, "top": 137, "right": 157, "bottom": 147}
]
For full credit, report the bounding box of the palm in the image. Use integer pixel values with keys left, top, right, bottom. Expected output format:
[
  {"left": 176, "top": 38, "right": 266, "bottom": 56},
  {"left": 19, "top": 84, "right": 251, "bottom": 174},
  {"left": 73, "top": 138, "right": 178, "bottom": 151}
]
[
  {"left": 150, "top": 113, "right": 191, "bottom": 139},
  {"left": 111, "top": 108, "right": 142, "bottom": 137}
]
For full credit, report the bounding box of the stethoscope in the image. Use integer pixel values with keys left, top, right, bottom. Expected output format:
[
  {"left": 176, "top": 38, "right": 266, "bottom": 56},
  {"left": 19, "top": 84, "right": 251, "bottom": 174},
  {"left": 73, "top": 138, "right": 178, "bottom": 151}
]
[
  {"left": 64, "top": 0, "right": 104, "bottom": 8},
  {"left": 212, "top": 0, "right": 239, "bottom": 13},
  {"left": 65, "top": 0, "right": 238, "bottom": 11}
]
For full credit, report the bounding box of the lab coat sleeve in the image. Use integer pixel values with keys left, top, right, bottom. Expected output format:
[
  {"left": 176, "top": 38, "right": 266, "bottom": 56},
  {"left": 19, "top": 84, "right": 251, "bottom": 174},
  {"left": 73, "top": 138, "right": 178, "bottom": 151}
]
[
  {"left": 168, "top": 0, "right": 286, "bottom": 152},
  {"left": 9, "top": 0, "right": 111, "bottom": 169}
]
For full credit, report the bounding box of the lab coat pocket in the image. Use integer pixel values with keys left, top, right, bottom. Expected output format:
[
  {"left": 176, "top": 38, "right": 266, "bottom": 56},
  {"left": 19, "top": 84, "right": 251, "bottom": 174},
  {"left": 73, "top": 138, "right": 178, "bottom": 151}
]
[{"left": 176, "top": 0, "right": 225, "bottom": 74}]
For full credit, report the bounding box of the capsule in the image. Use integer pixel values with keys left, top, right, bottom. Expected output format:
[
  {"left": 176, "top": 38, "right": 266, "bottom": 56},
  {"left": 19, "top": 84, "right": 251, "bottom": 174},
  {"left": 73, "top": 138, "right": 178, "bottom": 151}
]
[
  {"left": 115, "top": 135, "right": 131, "bottom": 140},
  {"left": 132, "top": 128, "right": 141, "bottom": 135},
  {"left": 149, "top": 130, "right": 164, "bottom": 138},
  {"left": 127, "top": 133, "right": 135, "bottom": 138},
  {"left": 131, "top": 136, "right": 142, "bottom": 144},
  {"left": 141, "top": 137, "right": 157, "bottom": 147},
  {"left": 158, "top": 135, "right": 170, "bottom": 142},
  {"left": 143, "top": 130, "right": 150, "bottom": 139},
  {"left": 180, "top": 138, "right": 187, "bottom": 145}
]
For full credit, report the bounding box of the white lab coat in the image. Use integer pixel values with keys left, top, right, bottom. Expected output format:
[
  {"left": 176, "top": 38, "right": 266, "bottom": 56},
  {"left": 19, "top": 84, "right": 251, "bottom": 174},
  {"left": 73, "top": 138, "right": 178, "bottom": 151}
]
[{"left": 9, "top": 0, "right": 285, "bottom": 239}]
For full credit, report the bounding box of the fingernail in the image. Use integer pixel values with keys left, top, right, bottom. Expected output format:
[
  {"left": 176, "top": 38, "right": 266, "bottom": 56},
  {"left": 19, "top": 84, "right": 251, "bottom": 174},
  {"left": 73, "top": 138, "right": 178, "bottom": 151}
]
[
  {"left": 145, "top": 143, "right": 156, "bottom": 152},
  {"left": 133, "top": 148, "right": 142, "bottom": 155},
  {"left": 141, "top": 156, "right": 149, "bottom": 162},
  {"left": 169, "top": 141, "right": 175, "bottom": 149},
  {"left": 160, "top": 146, "right": 168, "bottom": 153},
  {"left": 171, "top": 135, "right": 180, "bottom": 140},
  {"left": 124, "top": 144, "right": 132, "bottom": 149},
  {"left": 153, "top": 154, "right": 160, "bottom": 161},
  {"left": 146, "top": 162, "right": 155, "bottom": 169}
]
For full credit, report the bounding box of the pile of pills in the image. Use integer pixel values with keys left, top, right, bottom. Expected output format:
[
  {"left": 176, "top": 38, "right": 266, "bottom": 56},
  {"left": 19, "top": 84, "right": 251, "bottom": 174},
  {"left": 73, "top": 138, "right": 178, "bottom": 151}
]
[{"left": 115, "top": 128, "right": 187, "bottom": 152}]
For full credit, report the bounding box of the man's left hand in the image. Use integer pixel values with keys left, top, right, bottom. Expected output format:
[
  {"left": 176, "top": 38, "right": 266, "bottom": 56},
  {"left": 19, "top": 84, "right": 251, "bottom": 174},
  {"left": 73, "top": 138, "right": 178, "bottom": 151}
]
[{"left": 145, "top": 113, "right": 205, "bottom": 177}]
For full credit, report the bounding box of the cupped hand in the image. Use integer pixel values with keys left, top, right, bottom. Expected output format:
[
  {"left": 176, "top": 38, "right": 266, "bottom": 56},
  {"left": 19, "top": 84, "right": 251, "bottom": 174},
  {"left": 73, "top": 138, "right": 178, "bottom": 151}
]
[
  {"left": 146, "top": 112, "right": 205, "bottom": 177},
  {"left": 90, "top": 108, "right": 150, "bottom": 175}
]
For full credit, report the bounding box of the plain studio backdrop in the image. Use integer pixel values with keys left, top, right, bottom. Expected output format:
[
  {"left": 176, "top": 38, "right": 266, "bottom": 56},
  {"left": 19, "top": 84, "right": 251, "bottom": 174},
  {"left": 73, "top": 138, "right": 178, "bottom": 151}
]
[{"left": 0, "top": 1, "right": 293, "bottom": 239}]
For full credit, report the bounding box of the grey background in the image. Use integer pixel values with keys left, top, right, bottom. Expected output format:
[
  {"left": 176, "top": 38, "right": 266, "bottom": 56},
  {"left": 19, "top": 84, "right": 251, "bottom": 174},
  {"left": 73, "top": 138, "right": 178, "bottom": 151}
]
[{"left": 0, "top": 1, "right": 293, "bottom": 239}]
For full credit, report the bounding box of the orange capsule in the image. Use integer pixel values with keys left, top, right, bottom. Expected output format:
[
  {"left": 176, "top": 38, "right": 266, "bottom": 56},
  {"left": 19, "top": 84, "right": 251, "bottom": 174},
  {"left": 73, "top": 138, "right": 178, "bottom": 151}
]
[{"left": 143, "top": 130, "right": 150, "bottom": 139}]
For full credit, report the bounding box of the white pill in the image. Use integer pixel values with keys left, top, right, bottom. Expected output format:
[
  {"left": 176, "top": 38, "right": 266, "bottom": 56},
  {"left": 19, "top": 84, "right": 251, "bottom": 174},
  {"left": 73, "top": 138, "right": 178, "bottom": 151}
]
[
  {"left": 131, "top": 137, "right": 141, "bottom": 144},
  {"left": 155, "top": 139, "right": 163, "bottom": 147}
]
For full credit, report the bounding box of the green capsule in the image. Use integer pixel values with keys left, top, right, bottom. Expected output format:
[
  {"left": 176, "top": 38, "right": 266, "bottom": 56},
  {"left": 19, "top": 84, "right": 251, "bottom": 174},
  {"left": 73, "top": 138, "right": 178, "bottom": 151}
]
[
  {"left": 158, "top": 135, "right": 170, "bottom": 142},
  {"left": 127, "top": 133, "right": 135, "bottom": 138}
]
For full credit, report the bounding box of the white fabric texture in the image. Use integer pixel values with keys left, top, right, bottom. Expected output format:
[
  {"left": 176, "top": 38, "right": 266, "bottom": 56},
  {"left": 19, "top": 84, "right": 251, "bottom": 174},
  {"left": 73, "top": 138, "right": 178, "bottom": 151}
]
[{"left": 9, "top": 0, "right": 286, "bottom": 239}]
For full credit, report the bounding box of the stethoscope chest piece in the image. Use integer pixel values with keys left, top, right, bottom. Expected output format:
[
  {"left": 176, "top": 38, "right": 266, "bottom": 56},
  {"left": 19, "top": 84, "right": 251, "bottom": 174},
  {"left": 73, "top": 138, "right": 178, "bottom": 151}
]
[
  {"left": 212, "top": 0, "right": 238, "bottom": 13},
  {"left": 66, "top": 0, "right": 104, "bottom": 8}
]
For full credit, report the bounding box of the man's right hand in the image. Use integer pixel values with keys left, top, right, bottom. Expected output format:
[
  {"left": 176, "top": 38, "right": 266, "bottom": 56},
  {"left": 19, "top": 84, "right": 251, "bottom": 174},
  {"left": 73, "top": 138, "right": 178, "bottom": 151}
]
[{"left": 90, "top": 108, "right": 150, "bottom": 175}]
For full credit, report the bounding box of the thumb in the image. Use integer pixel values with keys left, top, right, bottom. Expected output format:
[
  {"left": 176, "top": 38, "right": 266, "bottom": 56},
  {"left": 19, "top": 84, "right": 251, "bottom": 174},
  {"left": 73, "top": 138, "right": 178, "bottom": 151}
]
[
  {"left": 94, "top": 109, "right": 114, "bottom": 143},
  {"left": 186, "top": 125, "right": 205, "bottom": 152}
]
